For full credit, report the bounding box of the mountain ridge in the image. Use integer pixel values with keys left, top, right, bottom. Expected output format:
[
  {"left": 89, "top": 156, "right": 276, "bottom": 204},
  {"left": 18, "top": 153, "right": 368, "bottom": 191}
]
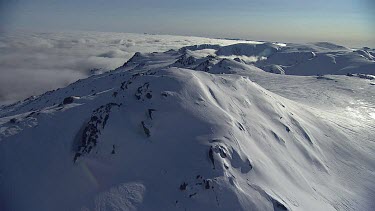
[{"left": 1, "top": 43, "right": 374, "bottom": 211}]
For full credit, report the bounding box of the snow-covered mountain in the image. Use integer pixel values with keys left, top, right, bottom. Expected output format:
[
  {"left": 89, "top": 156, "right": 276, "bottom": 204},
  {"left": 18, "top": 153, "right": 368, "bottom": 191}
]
[
  {"left": 1, "top": 30, "right": 374, "bottom": 105},
  {"left": 0, "top": 31, "right": 265, "bottom": 105},
  {"left": 1, "top": 42, "right": 374, "bottom": 211},
  {"left": 215, "top": 42, "right": 375, "bottom": 75}
]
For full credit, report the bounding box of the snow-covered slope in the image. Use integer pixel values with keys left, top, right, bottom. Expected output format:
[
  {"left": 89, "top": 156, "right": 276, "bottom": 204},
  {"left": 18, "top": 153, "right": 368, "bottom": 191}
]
[
  {"left": 257, "top": 42, "right": 375, "bottom": 75},
  {"left": 1, "top": 44, "right": 374, "bottom": 211}
]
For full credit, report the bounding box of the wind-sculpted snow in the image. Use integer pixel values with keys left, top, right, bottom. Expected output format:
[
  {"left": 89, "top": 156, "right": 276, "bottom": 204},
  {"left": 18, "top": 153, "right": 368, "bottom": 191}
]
[{"left": 0, "top": 44, "right": 374, "bottom": 211}]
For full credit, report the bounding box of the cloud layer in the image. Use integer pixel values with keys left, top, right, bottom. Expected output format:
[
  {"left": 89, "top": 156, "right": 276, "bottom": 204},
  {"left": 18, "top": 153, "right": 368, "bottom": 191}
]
[{"left": 0, "top": 31, "right": 258, "bottom": 105}]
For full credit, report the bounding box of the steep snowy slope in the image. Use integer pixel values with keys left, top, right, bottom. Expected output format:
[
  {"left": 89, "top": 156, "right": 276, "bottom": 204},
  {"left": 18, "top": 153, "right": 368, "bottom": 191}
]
[{"left": 1, "top": 44, "right": 374, "bottom": 211}]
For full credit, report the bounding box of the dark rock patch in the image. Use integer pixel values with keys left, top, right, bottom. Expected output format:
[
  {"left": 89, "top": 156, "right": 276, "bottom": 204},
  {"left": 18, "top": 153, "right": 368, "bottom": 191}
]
[
  {"left": 73, "top": 103, "right": 121, "bottom": 162},
  {"left": 209, "top": 146, "right": 215, "bottom": 169},
  {"left": 271, "top": 198, "right": 289, "bottom": 211},
  {"left": 189, "top": 193, "right": 197, "bottom": 198},
  {"left": 63, "top": 96, "right": 74, "bottom": 105},
  {"left": 285, "top": 126, "right": 290, "bottom": 132},
  {"left": 9, "top": 118, "right": 18, "bottom": 124},
  {"left": 148, "top": 109, "right": 156, "bottom": 119},
  {"left": 111, "top": 145, "right": 116, "bottom": 154},
  {"left": 135, "top": 82, "right": 153, "bottom": 101},
  {"left": 179, "top": 182, "right": 188, "bottom": 191},
  {"left": 141, "top": 121, "right": 151, "bottom": 137}
]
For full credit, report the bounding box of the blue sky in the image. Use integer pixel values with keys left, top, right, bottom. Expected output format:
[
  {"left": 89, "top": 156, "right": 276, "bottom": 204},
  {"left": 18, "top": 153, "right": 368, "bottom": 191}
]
[{"left": 1, "top": 0, "right": 374, "bottom": 47}]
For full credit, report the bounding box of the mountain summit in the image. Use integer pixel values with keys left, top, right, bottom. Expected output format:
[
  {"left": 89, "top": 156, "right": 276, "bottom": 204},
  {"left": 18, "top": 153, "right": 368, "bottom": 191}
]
[{"left": 1, "top": 43, "right": 374, "bottom": 211}]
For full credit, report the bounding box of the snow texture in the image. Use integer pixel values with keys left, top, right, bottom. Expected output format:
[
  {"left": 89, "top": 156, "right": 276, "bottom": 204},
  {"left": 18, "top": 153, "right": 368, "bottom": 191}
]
[{"left": 0, "top": 40, "right": 375, "bottom": 211}]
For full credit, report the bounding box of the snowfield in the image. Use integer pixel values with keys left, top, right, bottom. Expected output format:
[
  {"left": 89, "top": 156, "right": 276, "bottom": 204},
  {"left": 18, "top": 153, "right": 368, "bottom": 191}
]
[{"left": 0, "top": 39, "right": 375, "bottom": 211}]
